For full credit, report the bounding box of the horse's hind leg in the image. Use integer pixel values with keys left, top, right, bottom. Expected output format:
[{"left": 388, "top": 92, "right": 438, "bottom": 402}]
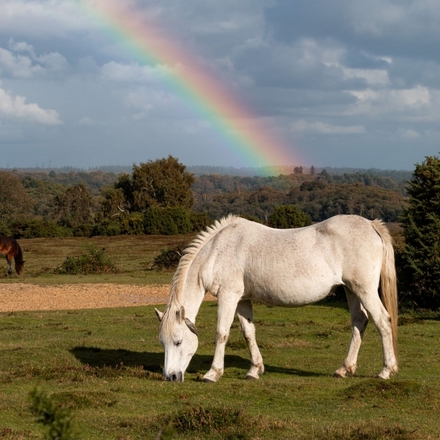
[
  {"left": 236, "top": 300, "right": 264, "bottom": 380},
  {"left": 359, "top": 293, "right": 398, "bottom": 379},
  {"left": 334, "top": 287, "right": 369, "bottom": 378}
]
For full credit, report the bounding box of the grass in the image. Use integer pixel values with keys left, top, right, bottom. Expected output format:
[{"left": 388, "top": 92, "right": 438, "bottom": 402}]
[
  {"left": 0, "top": 234, "right": 439, "bottom": 439},
  {"left": 0, "top": 234, "right": 196, "bottom": 284},
  {"left": 0, "top": 302, "right": 439, "bottom": 439}
]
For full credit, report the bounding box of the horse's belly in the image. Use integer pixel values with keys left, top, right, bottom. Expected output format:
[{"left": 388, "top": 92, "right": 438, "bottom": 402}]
[{"left": 244, "top": 278, "right": 335, "bottom": 307}]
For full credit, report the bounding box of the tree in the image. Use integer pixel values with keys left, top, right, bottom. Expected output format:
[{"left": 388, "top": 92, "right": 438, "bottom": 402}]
[
  {"left": 400, "top": 155, "right": 440, "bottom": 309},
  {"left": 54, "top": 183, "right": 94, "bottom": 229},
  {"left": 0, "top": 171, "right": 34, "bottom": 225},
  {"left": 111, "top": 156, "right": 195, "bottom": 212},
  {"left": 267, "top": 205, "right": 312, "bottom": 229}
]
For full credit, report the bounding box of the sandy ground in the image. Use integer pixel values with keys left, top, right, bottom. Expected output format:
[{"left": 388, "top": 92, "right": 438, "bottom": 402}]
[
  {"left": 0, "top": 283, "right": 188, "bottom": 312},
  {"left": 0, "top": 283, "right": 217, "bottom": 312}
]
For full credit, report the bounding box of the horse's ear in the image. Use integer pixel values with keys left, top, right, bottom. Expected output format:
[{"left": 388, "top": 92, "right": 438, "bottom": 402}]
[
  {"left": 155, "top": 308, "right": 164, "bottom": 322},
  {"left": 185, "top": 318, "right": 198, "bottom": 336},
  {"left": 178, "top": 305, "right": 186, "bottom": 323}
]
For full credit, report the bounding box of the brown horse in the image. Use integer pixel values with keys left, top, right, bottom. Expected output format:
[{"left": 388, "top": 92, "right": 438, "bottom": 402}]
[{"left": 0, "top": 236, "right": 24, "bottom": 275}]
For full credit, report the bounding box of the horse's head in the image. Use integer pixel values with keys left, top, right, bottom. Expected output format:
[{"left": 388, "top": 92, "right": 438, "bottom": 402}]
[
  {"left": 155, "top": 305, "right": 198, "bottom": 382},
  {"left": 15, "top": 260, "right": 24, "bottom": 276}
]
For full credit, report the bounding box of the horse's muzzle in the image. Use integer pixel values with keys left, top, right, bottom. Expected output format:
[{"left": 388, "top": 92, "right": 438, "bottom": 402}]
[{"left": 164, "top": 372, "right": 184, "bottom": 382}]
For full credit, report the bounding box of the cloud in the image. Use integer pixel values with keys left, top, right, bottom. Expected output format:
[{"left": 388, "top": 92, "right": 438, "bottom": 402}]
[
  {"left": 77, "top": 117, "right": 94, "bottom": 126},
  {"left": 348, "top": 86, "right": 438, "bottom": 122},
  {"left": 101, "top": 61, "right": 173, "bottom": 83},
  {"left": 397, "top": 128, "right": 421, "bottom": 140},
  {"left": 0, "top": 1, "right": 87, "bottom": 37},
  {"left": 0, "top": 42, "right": 69, "bottom": 78},
  {"left": 291, "top": 120, "right": 366, "bottom": 135},
  {"left": 0, "top": 87, "right": 63, "bottom": 125}
]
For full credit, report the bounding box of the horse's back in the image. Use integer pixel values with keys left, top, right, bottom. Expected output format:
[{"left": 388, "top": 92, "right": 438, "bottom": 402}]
[
  {"left": 0, "top": 236, "right": 15, "bottom": 253},
  {"left": 196, "top": 215, "right": 385, "bottom": 306}
]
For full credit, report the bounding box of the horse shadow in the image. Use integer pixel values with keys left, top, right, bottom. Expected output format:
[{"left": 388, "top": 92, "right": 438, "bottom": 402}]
[{"left": 70, "top": 346, "right": 324, "bottom": 379}]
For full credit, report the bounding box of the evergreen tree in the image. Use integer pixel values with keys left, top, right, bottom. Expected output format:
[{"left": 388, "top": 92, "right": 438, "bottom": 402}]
[{"left": 401, "top": 155, "right": 440, "bottom": 309}]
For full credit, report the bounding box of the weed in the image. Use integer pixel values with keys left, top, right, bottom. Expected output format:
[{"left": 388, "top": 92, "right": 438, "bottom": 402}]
[
  {"left": 54, "top": 245, "right": 118, "bottom": 275},
  {"left": 29, "top": 387, "right": 80, "bottom": 440},
  {"left": 151, "top": 246, "right": 184, "bottom": 270},
  {"left": 167, "top": 404, "right": 265, "bottom": 439},
  {"left": 315, "top": 422, "right": 421, "bottom": 440}
]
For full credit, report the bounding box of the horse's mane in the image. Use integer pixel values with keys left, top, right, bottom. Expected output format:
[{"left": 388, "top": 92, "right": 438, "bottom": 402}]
[{"left": 165, "top": 214, "right": 240, "bottom": 313}]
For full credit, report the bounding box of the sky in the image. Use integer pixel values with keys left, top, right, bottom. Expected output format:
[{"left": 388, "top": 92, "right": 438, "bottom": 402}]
[{"left": 1, "top": 0, "right": 440, "bottom": 172}]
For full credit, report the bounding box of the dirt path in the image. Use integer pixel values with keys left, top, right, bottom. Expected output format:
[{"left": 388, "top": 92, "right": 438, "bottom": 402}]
[{"left": 0, "top": 283, "right": 176, "bottom": 312}]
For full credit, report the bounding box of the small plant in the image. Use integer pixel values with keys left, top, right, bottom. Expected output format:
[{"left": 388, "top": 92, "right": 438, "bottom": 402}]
[
  {"left": 169, "top": 405, "right": 254, "bottom": 439},
  {"left": 55, "top": 245, "right": 119, "bottom": 275},
  {"left": 152, "top": 246, "right": 184, "bottom": 270},
  {"left": 30, "top": 387, "right": 80, "bottom": 440}
]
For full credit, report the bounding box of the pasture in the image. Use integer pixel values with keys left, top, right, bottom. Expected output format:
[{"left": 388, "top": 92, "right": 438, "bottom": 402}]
[{"left": 0, "top": 234, "right": 439, "bottom": 439}]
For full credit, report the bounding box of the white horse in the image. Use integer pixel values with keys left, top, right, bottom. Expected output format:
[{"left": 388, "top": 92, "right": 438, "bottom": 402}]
[{"left": 155, "top": 214, "right": 398, "bottom": 383}]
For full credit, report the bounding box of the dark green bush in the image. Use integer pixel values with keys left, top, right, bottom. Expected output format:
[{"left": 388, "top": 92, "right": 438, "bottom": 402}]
[
  {"left": 9, "top": 219, "right": 72, "bottom": 238},
  {"left": 119, "top": 212, "right": 145, "bottom": 235},
  {"left": 144, "top": 207, "right": 193, "bottom": 235},
  {"left": 189, "top": 211, "right": 212, "bottom": 231},
  {"left": 72, "top": 223, "right": 94, "bottom": 238},
  {"left": 152, "top": 246, "right": 185, "bottom": 270},
  {"left": 0, "top": 222, "right": 12, "bottom": 236},
  {"left": 55, "top": 245, "right": 118, "bottom": 275},
  {"left": 92, "top": 219, "right": 121, "bottom": 237},
  {"left": 267, "top": 205, "right": 312, "bottom": 229}
]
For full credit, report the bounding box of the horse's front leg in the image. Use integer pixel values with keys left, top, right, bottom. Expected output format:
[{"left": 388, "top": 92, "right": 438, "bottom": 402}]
[
  {"left": 202, "top": 295, "right": 238, "bottom": 383},
  {"left": 236, "top": 300, "right": 264, "bottom": 380}
]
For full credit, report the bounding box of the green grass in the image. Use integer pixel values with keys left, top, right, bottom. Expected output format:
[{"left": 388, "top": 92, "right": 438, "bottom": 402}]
[
  {"left": 0, "top": 234, "right": 196, "bottom": 284},
  {"left": 0, "top": 302, "right": 439, "bottom": 439},
  {"left": 1, "top": 234, "right": 439, "bottom": 439}
]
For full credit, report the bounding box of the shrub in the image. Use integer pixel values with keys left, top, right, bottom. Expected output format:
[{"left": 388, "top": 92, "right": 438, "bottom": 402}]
[
  {"left": 92, "top": 219, "right": 121, "bottom": 237},
  {"left": 9, "top": 219, "right": 72, "bottom": 238},
  {"left": 55, "top": 245, "right": 118, "bottom": 275},
  {"left": 189, "top": 211, "right": 212, "bottom": 231},
  {"left": 72, "top": 223, "right": 94, "bottom": 238},
  {"left": 119, "top": 212, "right": 145, "bottom": 235},
  {"left": 152, "top": 246, "right": 185, "bottom": 270},
  {"left": 267, "top": 205, "right": 312, "bottom": 229},
  {"left": 0, "top": 222, "right": 12, "bottom": 236},
  {"left": 30, "top": 387, "right": 79, "bottom": 440},
  {"left": 144, "top": 207, "right": 193, "bottom": 235}
]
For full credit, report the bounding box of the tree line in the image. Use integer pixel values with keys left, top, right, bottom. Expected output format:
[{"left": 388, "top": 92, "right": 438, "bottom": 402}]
[
  {"left": 3, "top": 153, "right": 440, "bottom": 310},
  {"left": 0, "top": 156, "right": 406, "bottom": 238}
]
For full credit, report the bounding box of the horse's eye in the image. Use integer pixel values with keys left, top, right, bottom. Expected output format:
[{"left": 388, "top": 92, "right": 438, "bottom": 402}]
[{"left": 175, "top": 340, "right": 182, "bottom": 347}]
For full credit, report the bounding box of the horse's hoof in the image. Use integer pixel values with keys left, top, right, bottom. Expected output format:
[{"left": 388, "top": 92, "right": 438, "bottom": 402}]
[
  {"left": 201, "top": 377, "right": 216, "bottom": 383},
  {"left": 333, "top": 367, "right": 347, "bottom": 378},
  {"left": 245, "top": 374, "right": 259, "bottom": 380},
  {"left": 202, "top": 370, "right": 221, "bottom": 383}
]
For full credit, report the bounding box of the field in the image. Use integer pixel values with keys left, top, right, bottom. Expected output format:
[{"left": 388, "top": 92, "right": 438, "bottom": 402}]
[{"left": 0, "top": 234, "right": 439, "bottom": 439}]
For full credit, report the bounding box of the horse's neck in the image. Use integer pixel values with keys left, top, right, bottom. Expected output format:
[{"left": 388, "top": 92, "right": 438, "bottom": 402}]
[{"left": 172, "top": 280, "right": 205, "bottom": 323}]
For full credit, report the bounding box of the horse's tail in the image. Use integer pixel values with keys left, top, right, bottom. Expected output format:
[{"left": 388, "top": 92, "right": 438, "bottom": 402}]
[{"left": 371, "top": 220, "right": 398, "bottom": 364}]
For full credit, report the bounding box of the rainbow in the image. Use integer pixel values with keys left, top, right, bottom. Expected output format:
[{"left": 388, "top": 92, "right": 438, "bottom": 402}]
[{"left": 80, "top": 0, "right": 301, "bottom": 174}]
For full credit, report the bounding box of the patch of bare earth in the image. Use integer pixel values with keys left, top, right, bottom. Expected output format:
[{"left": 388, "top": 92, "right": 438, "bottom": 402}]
[{"left": 0, "top": 284, "right": 217, "bottom": 312}]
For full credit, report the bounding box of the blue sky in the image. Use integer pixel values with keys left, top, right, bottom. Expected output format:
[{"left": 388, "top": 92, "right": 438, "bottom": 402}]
[{"left": 1, "top": 0, "right": 439, "bottom": 171}]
